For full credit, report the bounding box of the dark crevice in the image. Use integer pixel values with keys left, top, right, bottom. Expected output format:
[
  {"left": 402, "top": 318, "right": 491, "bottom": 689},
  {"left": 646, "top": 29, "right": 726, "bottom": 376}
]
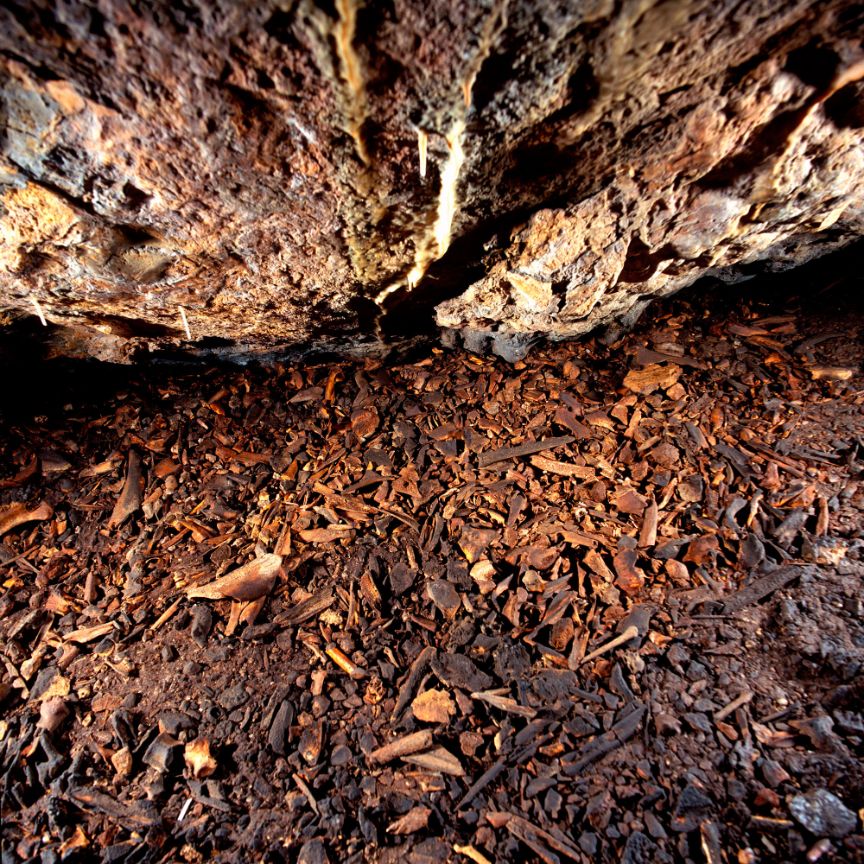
[
  {"left": 112, "top": 224, "right": 162, "bottom": 250},
  {"left": 122, "top": 182, "right": 153, "bottom": 210},
  {"left": 471, "top": 48, "right": 522, "bottom": 114},
  {"left": 617, "top": 238, "right": 678, "bottom": 284},
  {"left": 543, "top": 57, "right": 600, "bottom": 125},
  {"left": 6, "top": 158, "right": 102, "bottom": 220},
  {"left": 376, "top": 133, "right": 619, "bottom": 343},
  {"left": 724, "top": 52, "right": 765, "bottom": 91},
  {"left": 722, "top": 16, "right": 836, "bottom": 96},
  {"left": 88, "top": 314, "right": 181, "bottom": 339},
  {"left": 347, "top": 296, "right": 381, "bottom": 338},
  {"left": 0, "top": 49, "right": 62, "bottom": 84},
  {"left": 264, "top": 6, "right": 300, "bottom": 46},
  {"left": 657, "top": 84, "right": 692, "bottom": 107},
  {"left": 222, "top": 83, "right": 279, "bottom": 140},
  {"left": 834, "top": 2, "right": 864, "bottom": 36},
  {"left": 824, "top": 81, "right": 864, "bottom": 129},
  {"left": 784, "top": 42, "right": 840, "bottom": 90},
  {"left": 256, "top": 69, "right": 275, "bottom": 90},
  {"left": 698, "top": 104, "right": 812, "bottom": 189},
  {"left": 376, "top": 203, "right": 542, "bottom": 342},
  {"left": 88, "top": 7, "right": 108, "bottom": 38},
  {"left": 0, "top": 2, "right": 74, "bottom": 44}
]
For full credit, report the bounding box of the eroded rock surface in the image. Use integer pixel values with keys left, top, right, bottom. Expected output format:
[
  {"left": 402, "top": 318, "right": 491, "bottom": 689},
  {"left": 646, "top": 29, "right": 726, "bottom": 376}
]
[{"left": 1, "top": 1, "right": 863, "bottom": 361}]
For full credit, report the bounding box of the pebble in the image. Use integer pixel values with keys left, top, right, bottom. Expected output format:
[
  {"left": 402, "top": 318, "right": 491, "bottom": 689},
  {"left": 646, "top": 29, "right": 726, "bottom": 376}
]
[
  {"left": 620, "top": 831, "right": 664, "bottom": 864},
  {"left": 683, "top": 712, "right": 712, "bottom": 734},
  {"left": 297, "top": 838, "right": 330, "bottom": 864},
  {"left": 760, "top": 759, "right": 791, "bottom": 788},
  {"left": 330, "top": 744, "right": 352, "bottom": 767},
  {"left": 218, "top": 684, "right": 248, "bottom": 711},
  {"left": 644, "top": 810, "right": 668, "bottom": 839},
  {"left": 671, "top": 784, "right": 713, "bottom": 832},
  {"left": 157, "top": 710, "right": 196, "bottom": 736},
  {"left": 143, "top": 732, "right": 182, "bottom": 773},
  {"left": 578, "top": 832, "right": 598, "bottom": 855},
  {"left": 789, "top": 789, "right": 857, "bottom": 839},
  {"left": 426, "top": 579, "right": 461, "bottom": 617},
  {"left": 189, "top": 605, "right": 213, "bottom": 646},
  {"left": 269, "top": 700, "right": 292, "bottom": 756},
  {"left": 654, "top": 713, "right": 681, "bottom": 736}
]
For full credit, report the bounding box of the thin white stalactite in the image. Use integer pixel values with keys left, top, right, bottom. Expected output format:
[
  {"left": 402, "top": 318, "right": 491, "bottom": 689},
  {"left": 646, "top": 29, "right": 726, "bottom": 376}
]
[
  {"left": 31, "top": 297, "right": 47, "bottom": 326},
  {"left": 418, "top": 128, "right": 428, "bottom": 179},
  {"left": 432, "top": 120, "right": 466, "bottom": 258},
  {"left": 179, "top": 306, "right": 192, "bottom": 340}
]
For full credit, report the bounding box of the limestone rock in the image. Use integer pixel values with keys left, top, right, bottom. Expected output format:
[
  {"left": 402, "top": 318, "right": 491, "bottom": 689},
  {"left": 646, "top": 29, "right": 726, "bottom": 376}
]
[{"left": 1, "top": 1, "right": 863, "bottom": 361}]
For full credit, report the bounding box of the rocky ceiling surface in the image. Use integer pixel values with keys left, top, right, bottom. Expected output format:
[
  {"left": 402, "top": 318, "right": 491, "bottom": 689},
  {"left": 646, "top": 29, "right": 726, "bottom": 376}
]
[{"left": 0, "top": 0, "right": 863, "bottom": 362}]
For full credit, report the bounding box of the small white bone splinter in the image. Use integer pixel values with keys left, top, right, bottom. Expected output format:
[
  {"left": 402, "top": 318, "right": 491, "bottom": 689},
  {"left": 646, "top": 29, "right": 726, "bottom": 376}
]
[
  {"left": 31, "top": 297, "right": 47, "bottom": 326},
  {"left": 417, "top": 128, "right": 427, "bottom": 179},
  {"left": 179, "top": 306, "right": 192, "bottom": 340}
]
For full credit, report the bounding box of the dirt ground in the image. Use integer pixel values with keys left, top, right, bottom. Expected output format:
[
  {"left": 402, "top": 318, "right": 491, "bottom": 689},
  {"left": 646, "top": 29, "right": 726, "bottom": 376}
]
[{"left": 1, "top": 264, "right": 863, "bottom": 864}]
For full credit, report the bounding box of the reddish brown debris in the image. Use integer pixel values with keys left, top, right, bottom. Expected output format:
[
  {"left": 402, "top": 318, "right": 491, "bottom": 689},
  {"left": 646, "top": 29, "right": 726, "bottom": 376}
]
[{"left": 1, "top": 280, "right": 863, "bottom": 863}]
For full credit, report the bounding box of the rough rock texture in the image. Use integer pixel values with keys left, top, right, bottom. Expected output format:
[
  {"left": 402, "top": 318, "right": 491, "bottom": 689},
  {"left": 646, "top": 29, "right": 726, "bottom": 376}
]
[{"left": 1, "top": 1, "right": 863, "bottom": 361}]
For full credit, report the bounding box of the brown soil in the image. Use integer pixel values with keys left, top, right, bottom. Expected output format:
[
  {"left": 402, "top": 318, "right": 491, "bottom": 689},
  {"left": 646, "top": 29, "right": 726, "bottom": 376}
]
[{"left": 1, "top": 274, "right": 863, "bottom": 863}]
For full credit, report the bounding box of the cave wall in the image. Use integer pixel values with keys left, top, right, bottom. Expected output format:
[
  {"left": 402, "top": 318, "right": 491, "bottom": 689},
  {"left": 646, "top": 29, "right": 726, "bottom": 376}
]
[{"left": 1, "top": 1, "right": 862, "bottom": 361}]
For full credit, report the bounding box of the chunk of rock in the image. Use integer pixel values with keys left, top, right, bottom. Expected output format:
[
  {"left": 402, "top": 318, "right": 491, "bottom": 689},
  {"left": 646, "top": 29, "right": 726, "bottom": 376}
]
[
  {"left": 789, "top": 789, "right": 857, "bottom": 839},
  {"left": 143, "top": 732, "right": 182, "bottom": 774},
  {"left": 430, "top": 652, "right": 492, "bottom": 692}
]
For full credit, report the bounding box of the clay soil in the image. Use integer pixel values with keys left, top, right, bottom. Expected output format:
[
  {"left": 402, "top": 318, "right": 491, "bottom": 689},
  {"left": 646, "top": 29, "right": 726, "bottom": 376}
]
[{"left": 1, "top": 267, "right": 863, "bottom": 864}]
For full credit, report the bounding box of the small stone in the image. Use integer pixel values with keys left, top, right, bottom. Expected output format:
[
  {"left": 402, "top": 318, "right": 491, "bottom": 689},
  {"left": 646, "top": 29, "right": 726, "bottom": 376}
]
[
  {"left": 297, "top": 838, "right": 330, "bottom": 864},
  {"left": 218, "top": 684, "right": 248, "bottom": 711},
  {"left": 388, "top": 563, "right": 416, "bottom": 596},
  {"left": 620, "top": 831, "right": 661, "bottom": 864},
  {"left": 760, "top": 759, "right": 791, "bottom": 788},
  {"left": 157, "top": 710, "right": 196, "bottom": 736},
  {"left": 431, "top": 652, "right": 492, "bottom": 692},
  {"left": 789, "top": 789, "right": 857, "bottom": 839},
  {"left": 330, "top": 744, "right": 352, "bottom": 766},
  {"left": 644, "top": 811, "right": 668, "bottom": 840},
  {"left": 269, "top": 700, "right": 292, "bottom": 756},
  {"left": 460, "top": 731, "right": 483, "bottom": 757},
  {"left": 790, "top": 715, "right": 840, "bottom": 752},
  {"left": 727, "top": 779, "right": 748, "bottom": 802},
  {"left": 253, "top": 775, "right": 274, "bottom": 798},
  {"left": 111, "top": 746, "right": 133, "bottom": 777},
  {"left": 654, "top": 713, "right": 681, "bottom": 736},
  {"left": 426, "top": 580, "right": 461, "bottom": 618},
  {"left": 578, "top": 832, "right": 598, "bottom": 855},
  {"left": 755, "top": 784, "right": 781, "bottom": 808},
  {"left": 671, "top": 784, "right": 713, "bottom": 832},
  {"left": 36, "top": 698, "right": 69, "bottom": 734},
  {"left": 411, "top": 688, "right": 456, "bottom": 724},
  {"left": 677, "top": 475, "right": 704, "bottom": 502},
  {"left": 189, "top": 605, "right": 213, "bottom": 646},
  {"left": 143, "top": 732, "right": 182, "bottom": 774},
  {"left": 683, "top": 712, "right": 712, "bottom": 734}
]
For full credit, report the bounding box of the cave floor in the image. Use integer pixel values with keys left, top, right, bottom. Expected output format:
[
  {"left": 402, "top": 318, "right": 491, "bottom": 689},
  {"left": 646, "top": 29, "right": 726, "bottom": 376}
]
[{"left": 1, "top": 277, "right": 863, "bottom": 864}]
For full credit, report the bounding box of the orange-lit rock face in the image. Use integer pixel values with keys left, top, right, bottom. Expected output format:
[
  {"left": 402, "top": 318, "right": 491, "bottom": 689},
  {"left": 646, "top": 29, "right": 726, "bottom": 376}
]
[{"left": 1, "top": 1, "right": 863, "bottom": 361}]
